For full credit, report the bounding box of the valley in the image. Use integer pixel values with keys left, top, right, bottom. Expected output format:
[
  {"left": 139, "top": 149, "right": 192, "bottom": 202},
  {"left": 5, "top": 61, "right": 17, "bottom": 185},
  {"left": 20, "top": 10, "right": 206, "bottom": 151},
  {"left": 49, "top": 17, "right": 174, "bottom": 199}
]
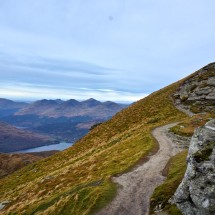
[{"left": 0, "top": 98, "right": 126, "bottom": 152}]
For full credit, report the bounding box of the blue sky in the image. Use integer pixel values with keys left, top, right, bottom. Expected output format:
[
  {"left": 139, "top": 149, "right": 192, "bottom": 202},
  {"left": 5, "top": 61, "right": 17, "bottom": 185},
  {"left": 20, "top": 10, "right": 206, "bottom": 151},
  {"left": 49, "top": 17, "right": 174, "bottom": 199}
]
[{"left": 0, "top": 0, "right": 214, "bottom": 103}]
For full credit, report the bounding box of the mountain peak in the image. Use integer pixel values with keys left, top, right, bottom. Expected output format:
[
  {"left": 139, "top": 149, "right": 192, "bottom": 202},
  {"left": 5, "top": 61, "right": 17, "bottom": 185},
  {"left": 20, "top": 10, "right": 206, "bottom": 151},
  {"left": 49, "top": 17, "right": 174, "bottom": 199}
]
[
  {"left": 85, "top": 98, "right": 99, "bottom": 102},
  {"left": 63, "top": 99, "right": 80, "bottom": 106},
  {"left": 82, "top": 98, "right": 102, "bottom": 106}
]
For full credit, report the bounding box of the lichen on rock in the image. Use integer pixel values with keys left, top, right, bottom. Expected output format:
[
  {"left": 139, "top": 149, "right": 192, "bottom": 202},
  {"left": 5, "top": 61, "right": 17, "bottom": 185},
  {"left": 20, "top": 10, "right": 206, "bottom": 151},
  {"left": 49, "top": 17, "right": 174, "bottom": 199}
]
[{"left": 173, "top": 119, "right": 215, "bottom": 215}]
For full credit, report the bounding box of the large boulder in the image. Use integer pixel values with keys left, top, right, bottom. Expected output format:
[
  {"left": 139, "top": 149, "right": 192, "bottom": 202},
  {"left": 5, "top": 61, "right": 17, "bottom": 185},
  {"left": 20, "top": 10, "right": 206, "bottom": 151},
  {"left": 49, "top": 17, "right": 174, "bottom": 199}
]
[{"left": 174, "top": 119, "right": 215, "bottom": 215}]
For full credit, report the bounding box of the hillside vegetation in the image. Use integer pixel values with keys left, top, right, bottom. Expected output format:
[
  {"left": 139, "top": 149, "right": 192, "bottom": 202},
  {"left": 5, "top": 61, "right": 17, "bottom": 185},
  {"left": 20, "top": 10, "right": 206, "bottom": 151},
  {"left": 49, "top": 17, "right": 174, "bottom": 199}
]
[
  {"left": 0, "top": 151, "right": 58, "bottom": 179},
  {"left": 0, "top": 79, "right": 187, "bottom": 214}
]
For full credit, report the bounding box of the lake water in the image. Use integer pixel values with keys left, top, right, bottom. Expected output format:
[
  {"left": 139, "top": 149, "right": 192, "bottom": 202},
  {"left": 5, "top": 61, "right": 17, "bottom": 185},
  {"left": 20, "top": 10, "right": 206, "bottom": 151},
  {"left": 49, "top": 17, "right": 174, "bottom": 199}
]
[{"left": 13, "top": 142, "right": 74, "bottom": 153}]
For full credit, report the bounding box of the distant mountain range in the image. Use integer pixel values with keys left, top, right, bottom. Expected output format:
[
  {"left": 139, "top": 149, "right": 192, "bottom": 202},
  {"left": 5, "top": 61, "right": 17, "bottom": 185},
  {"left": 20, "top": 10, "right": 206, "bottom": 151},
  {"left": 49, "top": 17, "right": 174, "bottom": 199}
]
[
  {"left": 15, "top": 98, "right": 126, "bottom": 118},
  {"left": 0, "top": 98, "right": 127, "bottom": 151}
]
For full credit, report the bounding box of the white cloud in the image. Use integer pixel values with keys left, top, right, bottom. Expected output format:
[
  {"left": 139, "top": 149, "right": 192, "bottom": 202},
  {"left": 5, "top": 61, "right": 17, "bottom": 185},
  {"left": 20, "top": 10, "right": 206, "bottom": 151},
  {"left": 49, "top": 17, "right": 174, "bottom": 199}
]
[
  {"left": 0, "top": 84, "right": 147, "bottom": 103},
  {"left": 0, "top": 0, "right": 215, "bottom": 101}
]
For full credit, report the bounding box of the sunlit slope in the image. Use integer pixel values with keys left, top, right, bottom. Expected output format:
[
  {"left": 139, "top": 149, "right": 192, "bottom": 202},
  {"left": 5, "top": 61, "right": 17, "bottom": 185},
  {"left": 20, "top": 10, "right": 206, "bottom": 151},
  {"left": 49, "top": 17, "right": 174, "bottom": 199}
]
[{"left": 0, "top": 81, "right": 187, "bottom": 214}]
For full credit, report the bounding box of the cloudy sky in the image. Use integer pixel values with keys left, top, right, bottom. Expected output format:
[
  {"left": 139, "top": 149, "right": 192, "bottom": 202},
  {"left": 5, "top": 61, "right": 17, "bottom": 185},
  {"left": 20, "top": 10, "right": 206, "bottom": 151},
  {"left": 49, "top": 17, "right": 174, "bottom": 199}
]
[{"left": 0, "top": 0, "right": 214, "bottom": 103}]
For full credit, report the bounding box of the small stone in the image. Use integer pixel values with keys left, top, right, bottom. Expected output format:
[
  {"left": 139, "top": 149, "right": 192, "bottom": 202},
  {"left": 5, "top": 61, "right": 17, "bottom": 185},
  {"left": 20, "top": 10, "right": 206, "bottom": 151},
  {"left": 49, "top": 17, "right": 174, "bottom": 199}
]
[{"left": 0, "top": 200, "right": 11, "bottom": 211}]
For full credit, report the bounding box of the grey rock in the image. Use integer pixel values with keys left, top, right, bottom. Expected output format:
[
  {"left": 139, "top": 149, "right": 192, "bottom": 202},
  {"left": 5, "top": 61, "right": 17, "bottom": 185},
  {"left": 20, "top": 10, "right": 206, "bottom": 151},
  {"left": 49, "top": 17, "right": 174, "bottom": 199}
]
[
  {"left": 40, "top": 175, "right": 54, "bottom": 183},
  {"left": 195, "top": 88, "right": 212, "bottom": 95},
  {"left": 173, "top": 119, "right": 215, "bottom": 215},
  {"left": 173, "top": 63, "right": 215, "bottom": 114},
  {"left": 166, "top": 130, "right": 191, "bottom": 149},
  {"left": 0, "top": 200, "right": 11, "bottom": 210},
  {"left": 207, "top": 77, "right": 215, "bottom": 87}
]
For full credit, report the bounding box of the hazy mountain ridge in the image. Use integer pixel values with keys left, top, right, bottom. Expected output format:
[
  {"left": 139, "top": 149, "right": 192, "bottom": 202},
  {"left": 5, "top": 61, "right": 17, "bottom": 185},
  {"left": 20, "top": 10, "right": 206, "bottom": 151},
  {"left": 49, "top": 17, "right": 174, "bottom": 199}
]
[
  {"left": 0, "top": 98, "right": 126, "bottom": 143},
  {"left": 0, "top": 98, "right": 27, "bottom": 118},
  {"left": 0, "top": 98, "right": 126, "bottom": 145},
  {"left": 0, "top": 98, "right": 27, "bottom": 108},
  {"left": 15, "top": 98, "right": 126, "bottom": 118}
]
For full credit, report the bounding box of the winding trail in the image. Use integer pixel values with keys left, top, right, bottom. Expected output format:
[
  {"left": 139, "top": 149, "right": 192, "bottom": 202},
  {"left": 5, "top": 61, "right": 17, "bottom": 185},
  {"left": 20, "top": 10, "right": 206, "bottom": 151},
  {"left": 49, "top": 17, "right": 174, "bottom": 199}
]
[{"left": 97, "top": 123, "right": 181, "bottom": 215}]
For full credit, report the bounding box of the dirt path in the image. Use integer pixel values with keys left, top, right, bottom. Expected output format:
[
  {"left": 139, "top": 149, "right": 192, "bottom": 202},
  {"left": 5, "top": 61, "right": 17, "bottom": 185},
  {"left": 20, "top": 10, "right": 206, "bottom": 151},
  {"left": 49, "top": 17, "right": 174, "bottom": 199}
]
[{"left": 97, "top": 123, "right": 182, "bottom": 215}]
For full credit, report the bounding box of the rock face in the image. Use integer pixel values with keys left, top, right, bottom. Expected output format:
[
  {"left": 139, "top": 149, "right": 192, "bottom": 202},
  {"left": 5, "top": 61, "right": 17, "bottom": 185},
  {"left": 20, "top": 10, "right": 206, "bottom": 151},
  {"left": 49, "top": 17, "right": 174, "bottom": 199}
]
[
  {"left": 173, "top": 63, "right": 215, "bottom": 114},
  {"left": 174, "top": 119, "right": 215, "bottom": 215}
]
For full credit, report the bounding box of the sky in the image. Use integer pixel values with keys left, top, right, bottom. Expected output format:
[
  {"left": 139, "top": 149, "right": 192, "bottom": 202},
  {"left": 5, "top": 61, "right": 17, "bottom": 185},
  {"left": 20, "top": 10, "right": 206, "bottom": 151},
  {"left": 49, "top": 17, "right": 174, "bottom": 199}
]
[{"left": 0, "top": 0, "right": 214, "bottom": 103}]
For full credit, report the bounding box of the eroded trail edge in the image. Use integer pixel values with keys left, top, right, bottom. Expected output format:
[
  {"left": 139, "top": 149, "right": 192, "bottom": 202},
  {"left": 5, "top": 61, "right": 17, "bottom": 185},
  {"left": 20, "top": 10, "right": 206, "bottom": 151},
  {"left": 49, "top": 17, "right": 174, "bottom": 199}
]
[{"left": 97, "top": 123, "right": 181, "bottom": 215}]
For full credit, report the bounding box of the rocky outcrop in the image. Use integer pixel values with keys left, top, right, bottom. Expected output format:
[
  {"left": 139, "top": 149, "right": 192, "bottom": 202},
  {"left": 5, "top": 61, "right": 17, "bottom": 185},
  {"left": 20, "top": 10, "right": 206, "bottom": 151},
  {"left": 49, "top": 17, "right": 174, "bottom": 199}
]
[
  {"left": 173, "top": 63, "right": 215, "bottom": 114},
  {"left": 166, "top": 129, "right": 191, "bottom": 149},
  {"left": 174, "top": 119, "right": 215, "bottom": 215}
]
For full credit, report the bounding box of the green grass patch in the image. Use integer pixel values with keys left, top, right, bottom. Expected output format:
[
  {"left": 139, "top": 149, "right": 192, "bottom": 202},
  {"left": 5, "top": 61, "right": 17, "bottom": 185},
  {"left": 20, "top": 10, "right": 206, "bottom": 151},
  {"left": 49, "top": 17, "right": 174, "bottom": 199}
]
[{"left": 150, "top": 150, "right": 188, "bottom": 215}]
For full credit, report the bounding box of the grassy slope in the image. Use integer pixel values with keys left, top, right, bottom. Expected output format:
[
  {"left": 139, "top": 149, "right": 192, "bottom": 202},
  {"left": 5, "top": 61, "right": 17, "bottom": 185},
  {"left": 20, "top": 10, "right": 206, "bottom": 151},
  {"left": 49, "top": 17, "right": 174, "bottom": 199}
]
[{"left": 0, "top": 81, "right": 187, "bottom": 214}]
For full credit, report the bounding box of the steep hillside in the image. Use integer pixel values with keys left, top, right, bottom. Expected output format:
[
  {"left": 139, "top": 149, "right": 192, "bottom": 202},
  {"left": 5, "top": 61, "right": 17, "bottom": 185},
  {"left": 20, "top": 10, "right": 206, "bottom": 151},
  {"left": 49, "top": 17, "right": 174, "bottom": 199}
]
[
  {"left": 0, "top": 122, "right": 58, "bottom": 152},
  {"left": 0, "top": 64, "right": 214, "bottom": 214}
]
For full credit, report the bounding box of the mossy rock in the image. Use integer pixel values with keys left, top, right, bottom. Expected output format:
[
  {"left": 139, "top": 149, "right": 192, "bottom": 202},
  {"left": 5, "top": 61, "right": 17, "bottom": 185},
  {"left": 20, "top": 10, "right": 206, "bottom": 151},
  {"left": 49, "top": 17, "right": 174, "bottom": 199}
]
[{"left": 193, "top": 142, "right": 215, "bottom": 163}]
